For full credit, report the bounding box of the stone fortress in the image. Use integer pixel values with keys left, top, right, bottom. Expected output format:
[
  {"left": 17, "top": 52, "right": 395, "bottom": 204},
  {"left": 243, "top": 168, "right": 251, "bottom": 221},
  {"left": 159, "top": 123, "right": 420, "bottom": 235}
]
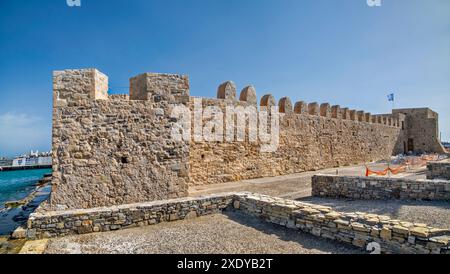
[
  {"left": 51, "top": 68, "right": 446, "bottom": 210},
  {"left": 17, "top": 68, "right": 450, "bottom": 254}
]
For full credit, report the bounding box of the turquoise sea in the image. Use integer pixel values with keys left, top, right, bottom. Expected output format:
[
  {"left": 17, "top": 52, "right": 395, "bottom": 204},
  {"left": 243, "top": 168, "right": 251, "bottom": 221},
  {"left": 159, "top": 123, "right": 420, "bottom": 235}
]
[
  {"left": 0, "top": 169, "right": 51, "bottom": 209},
  {"left": 0, "top": 169, "right": 52, "bottom": 235}
]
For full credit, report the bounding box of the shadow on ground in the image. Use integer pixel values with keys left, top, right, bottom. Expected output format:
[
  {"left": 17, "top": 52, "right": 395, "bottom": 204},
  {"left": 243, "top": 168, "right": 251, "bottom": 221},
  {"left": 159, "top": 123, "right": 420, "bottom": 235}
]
[{"left": 222, "top": 210, "right": 365, "bottom": 254}]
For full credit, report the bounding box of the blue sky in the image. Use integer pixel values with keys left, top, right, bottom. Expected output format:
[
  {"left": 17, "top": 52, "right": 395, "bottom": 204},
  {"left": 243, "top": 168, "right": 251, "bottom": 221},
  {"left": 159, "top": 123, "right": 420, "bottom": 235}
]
[{"left": 0, "top": 0, "right": 449, "bottom": 157}]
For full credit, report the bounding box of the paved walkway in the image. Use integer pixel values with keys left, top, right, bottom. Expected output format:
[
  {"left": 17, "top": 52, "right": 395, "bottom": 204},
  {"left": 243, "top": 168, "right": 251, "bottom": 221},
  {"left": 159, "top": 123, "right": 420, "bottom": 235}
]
[{"left": 189, "top": 163, "right": 427, "bottom": 200}]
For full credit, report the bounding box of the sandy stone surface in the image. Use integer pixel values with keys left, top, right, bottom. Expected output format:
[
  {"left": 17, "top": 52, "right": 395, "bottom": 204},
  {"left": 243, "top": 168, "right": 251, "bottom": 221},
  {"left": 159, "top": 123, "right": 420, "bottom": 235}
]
[
  {"left": 44, "top": 211, "right": 364, "bottom": 254},
  {"left": 19, "top": 239, "right": 48, "bottom": 254}
]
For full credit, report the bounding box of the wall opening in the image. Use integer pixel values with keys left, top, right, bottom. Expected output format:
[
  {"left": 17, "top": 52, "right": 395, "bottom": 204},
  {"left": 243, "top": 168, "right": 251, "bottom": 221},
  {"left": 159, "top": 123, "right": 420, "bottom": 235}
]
[{"left": 407, "top": 138, "right": 414, "bottom": 152}]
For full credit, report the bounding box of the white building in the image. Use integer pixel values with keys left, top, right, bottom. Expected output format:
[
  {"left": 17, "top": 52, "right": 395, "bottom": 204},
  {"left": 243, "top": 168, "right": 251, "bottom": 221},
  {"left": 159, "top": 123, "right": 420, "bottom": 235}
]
[
  {"left": 11, "top": 151, "right": 52, "bottom": 167},
  {"left": 38, "top": 156, "right": 52, "bottom": 166},
  {"left": 12, "top": 157, "right": 27, "bottom": 167}
]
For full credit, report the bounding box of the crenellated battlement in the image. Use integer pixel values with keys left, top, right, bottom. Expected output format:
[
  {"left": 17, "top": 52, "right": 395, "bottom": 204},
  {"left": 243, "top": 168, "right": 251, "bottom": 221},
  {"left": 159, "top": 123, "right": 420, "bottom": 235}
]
[
  {"left": 54, "top": 68, "right": 402, "bottom": 128},
  {"left": 53, "top": 69, "right": 108, "bottom": 106}
]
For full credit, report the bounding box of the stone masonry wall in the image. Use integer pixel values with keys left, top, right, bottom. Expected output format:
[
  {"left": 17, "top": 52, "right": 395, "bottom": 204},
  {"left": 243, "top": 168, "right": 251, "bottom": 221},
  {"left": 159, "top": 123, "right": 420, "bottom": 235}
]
[
  {"left": 25, "top": 193, "right": 450, "bottom": 254},
  {"left": 312, "top": 175, "right": 450, "bottom": 201},
  {"left": 51, "top": 68, "right": 445, "bottom": 209},
  {"left": 51, "top": 69, "right": 190, "bottom": 210},
  {"left": 189, "top": 90, "right": 403, "bottom": 185},
  {"left": 236, "top": 193, "right": 450, "bottom": 254},
  {"left": 427, "top": 161, "right": 450, "bottom": 180},
  {"left": 26, "top": 193, "right": 234, "bottom": 239}
]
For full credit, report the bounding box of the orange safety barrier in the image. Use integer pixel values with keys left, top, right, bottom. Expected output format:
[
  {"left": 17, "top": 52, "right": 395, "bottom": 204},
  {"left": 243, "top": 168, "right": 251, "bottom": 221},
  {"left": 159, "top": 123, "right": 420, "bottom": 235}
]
[
  {"left": 365, "top": 154, "right": 442, "bottom": 177},
  {"left": 365, "top": 166, "right": 389, "bottom": 177},
  {"left": 365, "top": 165, "right": 407, "bottom": 176},
  {"left": 389, "top": 165, "right": 407, "bottom": 175}
]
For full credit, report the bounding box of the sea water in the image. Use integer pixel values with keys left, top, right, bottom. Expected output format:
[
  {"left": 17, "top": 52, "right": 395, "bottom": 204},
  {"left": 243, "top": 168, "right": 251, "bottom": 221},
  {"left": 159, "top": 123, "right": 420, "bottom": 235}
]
[
  {"left": 0, "top": 169, "right": 51, "bottom": 209},
  {"left": 0, "top": 169, "right": 51, "bottom": 235}
]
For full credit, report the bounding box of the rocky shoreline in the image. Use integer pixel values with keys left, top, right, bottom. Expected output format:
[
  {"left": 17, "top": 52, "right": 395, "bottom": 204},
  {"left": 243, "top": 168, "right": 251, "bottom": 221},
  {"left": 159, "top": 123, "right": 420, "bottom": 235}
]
[
  {"left": 0, "top": 173, "right": 52, "bottom": 254},
  {"left": 2, "top": 174, "right": 51, "bottom": 211}
]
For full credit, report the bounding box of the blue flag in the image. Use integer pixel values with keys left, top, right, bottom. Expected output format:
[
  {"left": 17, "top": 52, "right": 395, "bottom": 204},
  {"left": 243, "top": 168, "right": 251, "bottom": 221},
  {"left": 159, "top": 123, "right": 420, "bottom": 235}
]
[{"left": 387, "top": 93, "right": 394, "bottom": 102}]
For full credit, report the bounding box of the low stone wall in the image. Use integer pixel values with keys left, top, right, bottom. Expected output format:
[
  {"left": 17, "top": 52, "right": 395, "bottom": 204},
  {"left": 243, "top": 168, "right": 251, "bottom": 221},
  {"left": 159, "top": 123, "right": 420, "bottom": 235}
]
[
  {"left": 236, "top": 193, "right": 450, "bottom": 254},
  {"left": 23, "top": 192, "right": 450, "bottom": 254},
  {"left": 26, "top": 193, "right": 234, "bottom": 239},
  {"left": 427, "top": 161, "right": 450, "bottom": 180},
  {"left": 312, "top": 175, "right": 450, "bottom": 201}
]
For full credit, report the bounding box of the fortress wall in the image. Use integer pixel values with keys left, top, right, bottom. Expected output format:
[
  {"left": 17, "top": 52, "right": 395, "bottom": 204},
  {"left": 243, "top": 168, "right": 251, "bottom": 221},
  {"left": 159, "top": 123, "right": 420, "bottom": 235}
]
[
  {"left": 51, "top": 69, "right": 190, "bottom": 210},
  {"left": 51, "top": 69, "right": 442, "bottom": 209},
  {"left": 393, "top": 108, "right": 446, "bottom": 154},
  {"left": 188, "top": 84, "right": 402, "bottom": 186}
]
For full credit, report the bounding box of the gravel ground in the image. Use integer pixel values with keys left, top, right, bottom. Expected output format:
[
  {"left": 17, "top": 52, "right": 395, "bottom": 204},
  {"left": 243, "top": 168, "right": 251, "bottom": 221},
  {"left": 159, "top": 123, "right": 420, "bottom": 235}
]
[
  {"left": 44, "top": 211, "right": 364, "bottom": 254},
  {"left": 298, "top": 197, "right": 450, "bottom": 229},
  {"left": 43, "top": 163, "right": 445, "bottom": 254}
]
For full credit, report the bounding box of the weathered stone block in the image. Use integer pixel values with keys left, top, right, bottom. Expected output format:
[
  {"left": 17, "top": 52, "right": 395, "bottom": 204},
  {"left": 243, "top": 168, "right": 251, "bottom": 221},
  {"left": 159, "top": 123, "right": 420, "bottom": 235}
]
[
  {"left": 239, "top": 86, "right": 257, "bottom": 105},
  {"left": 217, "top": 81, "right": 237, "bottom": 100},
  {"left": 279, "top": 97, "right": 293, "bottom": 114},
  {"left": 294, "top": 101, "right": 307, "bottom": 114},
  {"left": 53, "top": 69, "right": 108, "bottom": 104}
]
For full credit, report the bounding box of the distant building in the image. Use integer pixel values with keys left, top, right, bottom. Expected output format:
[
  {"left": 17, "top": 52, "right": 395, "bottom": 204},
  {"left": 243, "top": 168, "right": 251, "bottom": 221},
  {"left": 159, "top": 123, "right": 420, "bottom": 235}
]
[
  {"left": 442, "top": 142, "right": 450, "bottom": 149},
  {"left": 0, "top": 157, "right": 13, "bottom": 167},
  {"left": 38, "top": 156, "right": 52, "bottom": 166},
  {"left": 11, "top": 150, "right": 52, "bottom": 167},
  {"left": 12, "top": 157, "right": 26, "bottom": 167}
]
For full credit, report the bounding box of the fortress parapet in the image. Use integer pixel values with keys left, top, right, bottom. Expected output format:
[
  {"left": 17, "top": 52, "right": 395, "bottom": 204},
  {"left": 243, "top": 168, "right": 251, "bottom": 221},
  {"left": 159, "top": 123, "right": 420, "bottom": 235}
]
[
  {"left": 260, "top": 94, "right": 276, "bottom": 110},
  {"left": 217, "top": 81, "right": 237, "bottom": 101},
  {"left": 294, "top": 101, "right": 307, "bottom": 114},
  {"left": 331, "top": 105, "right": 341, "bottom": 119},
  {"left": 279, "top": 97, "right": 293, "bottom": 114},
  {"left": 129, "top": 73, "right": 190, "bottom": 104},
  {"left": 320, "top": 103, "right": 331, "bottom": 118},
  {"left": 308, "top": 102, "right": 320, "bottom": 116},
  {"left": 239, "top": 86, "right": 257, "bottom": 105},
  {"left": 53, "top": 69, "right": 108, "bottom": 106}
]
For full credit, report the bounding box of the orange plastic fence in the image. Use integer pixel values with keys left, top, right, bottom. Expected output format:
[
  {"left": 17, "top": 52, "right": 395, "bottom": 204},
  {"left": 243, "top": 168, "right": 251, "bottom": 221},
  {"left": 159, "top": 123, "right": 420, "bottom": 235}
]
[
  {"left": 365, "top": 166, "right": 406, "bottom": 177},
  {"left": 365, "top": 154, "right": 440, "bottom": 177},
  {"left": 389, "top": 165, "right": 407, "bottom": 175},
  {"left": 365, "top": 167, "right": 389, "bottom": 177}
]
